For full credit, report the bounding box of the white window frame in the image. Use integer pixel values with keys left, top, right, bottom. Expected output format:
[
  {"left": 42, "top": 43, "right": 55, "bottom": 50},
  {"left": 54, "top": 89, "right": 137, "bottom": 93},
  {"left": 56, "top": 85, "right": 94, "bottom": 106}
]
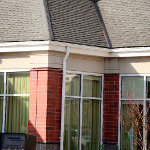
[
  {"left": 0, "top": 69, "right": 30, "bottom": 133},
  {"left": 62, "top": 70, "right": 104, "bottom": 150},
  {"left": 118, "top": 74, "right": 150, "bottom": 149}
]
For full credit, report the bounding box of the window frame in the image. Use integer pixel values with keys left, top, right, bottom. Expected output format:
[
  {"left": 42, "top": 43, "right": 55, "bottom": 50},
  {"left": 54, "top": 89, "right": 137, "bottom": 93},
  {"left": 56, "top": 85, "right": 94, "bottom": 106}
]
[
  {"left": 0, "top": 69, "right": 30, "bottom": 133},
  {"left": 63, "top": 70, "right": 104, "bottom": 150},
  {"left": 118, "top": 74, "right": 150, "bottom": 150}
]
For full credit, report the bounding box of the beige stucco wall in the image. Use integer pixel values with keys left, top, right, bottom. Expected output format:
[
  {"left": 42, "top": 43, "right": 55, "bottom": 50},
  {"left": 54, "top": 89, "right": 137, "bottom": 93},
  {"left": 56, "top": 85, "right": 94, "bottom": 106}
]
[
  {"left": 119, "top": 57, "right": 150, "bottom": 74},
  {"left": 0, "top": 51, "right": 150, "bottom": 74},
  {"left": 0, "top": 52, "right": 30, "bottom": 69},
  {"left": 0, "top": 51, "right": 104, "bottom": 73},
  {"left": 104, "top": 57, "right": 150, "bottom": 74},
  {"left": 67, "top": 54, "right": 104, "bottom": 73}
]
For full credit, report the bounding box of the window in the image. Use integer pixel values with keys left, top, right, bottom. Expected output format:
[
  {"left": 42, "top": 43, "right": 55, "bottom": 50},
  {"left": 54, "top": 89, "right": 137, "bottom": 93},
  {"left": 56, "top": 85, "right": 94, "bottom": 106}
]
[
  {"left": 0, "top": 71, "right": 30, "bottom": 133},
  {"left": 63, "top": 72, "right": 103, "bottom": 150},
  {"left": 120, "top": 75, "right": 150, "bottom": 150}
]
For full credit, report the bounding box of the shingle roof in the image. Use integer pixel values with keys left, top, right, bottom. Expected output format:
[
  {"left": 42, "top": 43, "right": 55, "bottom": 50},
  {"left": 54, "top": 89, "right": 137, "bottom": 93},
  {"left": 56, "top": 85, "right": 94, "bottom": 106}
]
[
  {"left": 0, "top": 0, "right": 150, "bottom": 48},
  {"left": 0, "top": 0, "right": 52, "bottom": 42},
  {"left": 47, "top": 0, "right": 108, "bottom": 48},
  {"left": 98, "top": 0, "right": 150, "bottom": 48}
]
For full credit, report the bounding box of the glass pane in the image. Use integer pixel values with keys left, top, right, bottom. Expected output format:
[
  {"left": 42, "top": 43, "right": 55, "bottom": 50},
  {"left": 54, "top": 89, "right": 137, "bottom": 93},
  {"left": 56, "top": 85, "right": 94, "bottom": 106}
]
[
  {"left": 63, "top": 98, "right": 79, "bottom": 150},
  {"left": 6, "top": 96, "right": 29, "bottom": 133},
  {"left": 122, "top": 76, "right": 144, "bottom": 99},
  {"left": 65, "top": 74, "right": 80, "bottom": 96},
  {"left": 146, "top": 101, "right": 150, "bottom": 149},
  {"left": 121, "top": 101, "right": 143, "bottom": 150},
  {"left": 0, "top": 73, "right": 4, "bottom": 94},
  {"left": 83, "top": 76, "right": 101, "bottom": 98},
  {"left": 82, "top": 100, "right": 101, "bottom": 150},
  {"left": 0, "top": 97, "right": 3, "bottom": 133},
  {"left": 7, "top": 72, "right": 30, "bottom": 94},
  {"left": 146, "top": 77, "right": 150, "bottom": 98}
]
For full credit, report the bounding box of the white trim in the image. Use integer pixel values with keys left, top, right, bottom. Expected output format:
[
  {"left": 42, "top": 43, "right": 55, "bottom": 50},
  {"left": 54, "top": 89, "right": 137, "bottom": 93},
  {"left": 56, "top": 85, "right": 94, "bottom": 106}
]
[
  {"left": 100, "top": 75, "right": 104, "bottom": 145},
  {"left": 118, "top": 74, "right": 121, "bottom": 150},
  {"left": 1, "top": 70, "right": 30, "bottom": 133},
  {"left": 65, "top": 96, "right": 102, "bottom": 100},
  {"left": 0, "top": 41, "right": 110, "bottom": 57},
  {"left": 2, "top": 72, "right": 6, "bottom": 133},
  {"left": 60, "top": 47, "right": 70, "bottom": 150},
  {"left": 119, "top": 74, "right": 150, "bottom": 150},
  {"left": 1, "top": 41, "right": 150, "bottom": 58},
  {"left": 0, "top": 94, "right": 29, "bottom": 97},
  {"left": 66, "top": 71, "right": 103, "bottom": 76},
  {"left": 79, "top": 74, "right": 83, "bottom": 150},
  {"left": 63, "top": 72, "right": 103, "bottom": 150},
  {"left": 0, "top": 69, "right": 29, "bottom": 72}
]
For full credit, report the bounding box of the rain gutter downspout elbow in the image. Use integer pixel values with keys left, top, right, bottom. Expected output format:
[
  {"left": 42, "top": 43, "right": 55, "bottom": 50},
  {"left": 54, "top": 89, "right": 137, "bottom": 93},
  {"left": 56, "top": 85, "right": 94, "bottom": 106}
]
[{"left": 60, "top": 46, "right": 70, "bottom": 150}]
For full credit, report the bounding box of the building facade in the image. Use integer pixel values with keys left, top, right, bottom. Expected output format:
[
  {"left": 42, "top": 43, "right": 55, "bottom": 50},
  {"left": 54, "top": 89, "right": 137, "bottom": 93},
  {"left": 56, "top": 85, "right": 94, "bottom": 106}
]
[{"left": 0, "top": 0, "right": 150, "bottom": 150}]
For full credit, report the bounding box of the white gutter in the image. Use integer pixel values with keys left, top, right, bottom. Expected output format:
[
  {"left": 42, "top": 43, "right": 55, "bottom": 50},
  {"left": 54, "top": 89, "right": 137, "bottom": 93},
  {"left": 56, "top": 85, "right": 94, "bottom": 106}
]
[
  {"left": 60, "top": 46, "right": 70, "bottom": 150},
  {"left": 0, "top": 41, "right": 110, "bottom": 57},
  {"left": 0, "top": 40, "right": 150, "bottom": 57}
]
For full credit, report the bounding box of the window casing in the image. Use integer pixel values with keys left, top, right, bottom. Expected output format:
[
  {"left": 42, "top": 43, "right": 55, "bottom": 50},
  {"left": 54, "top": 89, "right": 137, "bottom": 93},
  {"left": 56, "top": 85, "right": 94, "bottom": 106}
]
[
  {"left": 0, "top": 70, "right": 30, "bottom": 133},
  {"left": 63, "top": 72, "right": 103, "bottom": 150},
  {"left": 119, "top": 75, "right": 150, "bottom": 150}
]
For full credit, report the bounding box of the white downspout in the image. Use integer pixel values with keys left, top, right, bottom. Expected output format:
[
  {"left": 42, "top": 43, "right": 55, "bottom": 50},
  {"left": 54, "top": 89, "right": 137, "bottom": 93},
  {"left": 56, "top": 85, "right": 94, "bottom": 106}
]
[{"left": 60, "top": 46, "right": 70, "bottom": 150}]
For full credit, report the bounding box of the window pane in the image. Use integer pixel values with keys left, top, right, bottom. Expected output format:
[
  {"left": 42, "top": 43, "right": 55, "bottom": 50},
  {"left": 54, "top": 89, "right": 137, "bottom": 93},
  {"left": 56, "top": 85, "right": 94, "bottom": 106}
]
[
  {"left": 122, "top": 77, "right": 144, "bottom": 99},
  {"left": 146, "top": 77, "right": 150, "bottom": 98},
  {"left": 63, "top": 98, "right": 79, "bottom": 150},
  {"left": 6, "top": 96, "right": 29, "bottom": 133},
  {"left": 0, "top": 97, "right": 3, "bottom": 133},
  {"left": 65, "top": 74, "right": 80, "bottom": 96},
  {"left": 146, "top": 101, "right": 150, "bottom": 149},
  {"left": 82, "top": 100, "right": 101, "bottom": 150},
  {"left": 0, "top": 73, "right": 4, "bottom": 94},
  {"left": 7, "top": 72, "right": 30, "bottom": 94},
  {"left": 83, "top": 76, "right": 101, "bottom": 98},
  {"left": 121, "top": 101, "right": 143, "bottom": 150}
]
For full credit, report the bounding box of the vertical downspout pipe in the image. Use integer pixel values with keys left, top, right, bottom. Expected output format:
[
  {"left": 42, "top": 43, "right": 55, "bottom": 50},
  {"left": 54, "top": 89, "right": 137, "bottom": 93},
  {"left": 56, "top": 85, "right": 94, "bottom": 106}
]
[{"left": 60, "top": 46, "right": 70, "bottom": 150}]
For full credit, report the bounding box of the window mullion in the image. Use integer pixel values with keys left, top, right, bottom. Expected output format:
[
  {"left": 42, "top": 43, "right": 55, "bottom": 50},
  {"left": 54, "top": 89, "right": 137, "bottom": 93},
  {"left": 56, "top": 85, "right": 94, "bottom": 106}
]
[
  {"left": 79, "top": 74, "right": 83, "bottom": 150},
  {"left": 2, "top": 72, "right": 6, "bottom": 133}
]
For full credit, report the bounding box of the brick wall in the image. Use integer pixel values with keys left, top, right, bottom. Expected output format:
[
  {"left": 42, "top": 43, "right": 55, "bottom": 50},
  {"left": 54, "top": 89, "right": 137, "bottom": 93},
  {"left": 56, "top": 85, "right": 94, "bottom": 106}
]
[
  {"left": 103, "top": 74, "right": 119, "bottom": 143},
  {"left": 29, "top": 68, "right": 62, "bottom": 143}
]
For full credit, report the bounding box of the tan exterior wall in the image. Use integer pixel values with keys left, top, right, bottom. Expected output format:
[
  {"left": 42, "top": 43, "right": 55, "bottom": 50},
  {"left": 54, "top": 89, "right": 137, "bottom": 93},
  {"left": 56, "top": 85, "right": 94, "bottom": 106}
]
[
  {"left": 119, "top": 57, "right": 150, "bottom": 74},
  {"left": 67, "top": 54, "right": 104, "bottom": 73},
  {"left": 0, "top": 51, "right": 104, "bottom": 73},
  {"left": 0, "top": 52, "right": 31, "bottom": 69},
  {"left": 0, "top": 51, "right": 150, "bottom": 74}
]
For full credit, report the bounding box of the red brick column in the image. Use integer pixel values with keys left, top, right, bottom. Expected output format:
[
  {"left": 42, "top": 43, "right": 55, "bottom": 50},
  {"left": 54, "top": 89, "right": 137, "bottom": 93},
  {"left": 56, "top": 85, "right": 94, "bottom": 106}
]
[
  {"left": 29, "top": 68, "right": 62, "bottom": 143},
  {"left": 103, "top": 74, "right": 119, "bottom": 143}
]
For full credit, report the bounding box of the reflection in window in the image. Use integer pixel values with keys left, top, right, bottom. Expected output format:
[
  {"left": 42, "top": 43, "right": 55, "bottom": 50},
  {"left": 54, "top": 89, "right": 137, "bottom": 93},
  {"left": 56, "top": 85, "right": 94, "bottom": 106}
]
[
  {"left": 6, "top": 96, "right": 29, "bottom": 133},
  {"left": 64, "top": 73, "right": 102, "bottom": 150},
  {"left": 146, "top": 77, "right": 150, "bottom": 98},
  {"left": 83, "top": 76, "right": 101, "bottom": 98},
  {"left": 122, "top": 77, "right": 144, "bottom": 99},
  {"left": 121, "top": 101, "right": 143, "bottom": 150},
  {"left": 65, "top": 74, "right": 80, "bottom": 96},
  {"left": 0, "top": 71, "right": 30, "bottom": 134},
  {"left": 0, "top": 97, "right": 3, "bottom": 133},
  {"left": 0, "top": 73, "right": 4, "bottom": 94},
  {"left": 82, "top": 100, "right": 101, "bottom": 150},
  {"left": 63, "top": 99, "right": 79, "bottom": 150},
  {"left": 7, "top": 72, "right": 30, "bottom": 94}
]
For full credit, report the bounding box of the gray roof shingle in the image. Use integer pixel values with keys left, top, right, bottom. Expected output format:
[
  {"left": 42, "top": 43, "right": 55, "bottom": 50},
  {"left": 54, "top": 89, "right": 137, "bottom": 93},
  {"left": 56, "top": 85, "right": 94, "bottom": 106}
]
[
  {"left": 47, "top": 0, "right": 108, "bottom": 47},
  {"left": 0, "top": 0, "right": 52, "bottom": 42},
  {"left": 98, "top": 0, "right": 150, "bottom": 48}
]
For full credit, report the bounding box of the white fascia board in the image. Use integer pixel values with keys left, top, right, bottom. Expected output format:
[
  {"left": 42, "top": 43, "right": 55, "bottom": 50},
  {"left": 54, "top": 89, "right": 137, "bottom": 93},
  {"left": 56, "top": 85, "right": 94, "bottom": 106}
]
[
  {"left": 111, "top": 47, "right": 150, "bottom": 57},
  {"left": 0, "top": 41, "right": 110, "bottom": 57},
  {"left": 1, "top": 41, "right": 150, "bottom": 57}
]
